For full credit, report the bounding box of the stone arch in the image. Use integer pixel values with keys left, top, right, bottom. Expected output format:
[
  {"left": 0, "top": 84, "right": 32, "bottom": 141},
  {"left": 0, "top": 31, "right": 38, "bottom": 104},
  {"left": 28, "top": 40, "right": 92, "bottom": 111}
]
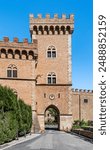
[
  {"left": 33, "top": 25, "right": 37, "bottom": 34},
  {"left": 39, "top": 25, "right": 43, "bottom": 31},
  {"left": 38, "top": 26, "right": 43, "bottom": 34},
  {"left": 66, "top": 26, "right": 71, "bottom": 34},
  {"left": 15, "top": 49, "right": 20, "bottom": 59},
  {"left": 33, "top": 25, "right": 37, "bottom": 31},
  {"left": 44, "top": 105, "right": 60, "bottom": 130},
  {"left": 44, "top": 26, "right": 48, "bottom": 34},
  {"left": 61, "top": 26, "right": 65, "bottom": 34},
  {"left": 55, "top": 26, "right": 59, "bottom": 34},
  {"left": 28, "top": 50, "right": 34, "bottom": 60},
  {"left": 8, "top": 49, "right": 13, "bottom": 59},
  {"left": 22, "top": 50, "right": 27, "bottom": 60},
  {"left": 44, "top": 26, "right": 48, "bottom": 31},
  {"left": 1, "top": 48, "right": 6, "bottom": 58},
  {"left": 50, "top": 26, "right": 54, "bottom": 34}
]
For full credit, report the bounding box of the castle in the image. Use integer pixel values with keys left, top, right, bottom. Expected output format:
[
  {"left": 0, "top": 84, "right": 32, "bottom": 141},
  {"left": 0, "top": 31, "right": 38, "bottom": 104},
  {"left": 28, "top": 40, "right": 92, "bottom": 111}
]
[{"left": 0, "top": 14, "right": 93, "bottom": 131}]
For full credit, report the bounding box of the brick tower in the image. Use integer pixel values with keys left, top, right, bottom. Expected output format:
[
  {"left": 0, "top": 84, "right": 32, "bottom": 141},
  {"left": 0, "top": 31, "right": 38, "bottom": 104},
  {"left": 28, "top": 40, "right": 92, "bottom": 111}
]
[{"left": 30, "top": 14, "right": 74, "bottom": 130}]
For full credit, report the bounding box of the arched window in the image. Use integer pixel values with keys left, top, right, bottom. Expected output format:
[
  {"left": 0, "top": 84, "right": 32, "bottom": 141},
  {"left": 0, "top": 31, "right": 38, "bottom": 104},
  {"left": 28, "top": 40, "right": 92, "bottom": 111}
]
[
  {"left": 47, "top": 46, "right": 56, "bottom": 58},
  {"left": 7, "top": 64, "right": 17, "bottom": 78},
  {"left": 47, "top": 72, "right": 56, "bottom": 84}
]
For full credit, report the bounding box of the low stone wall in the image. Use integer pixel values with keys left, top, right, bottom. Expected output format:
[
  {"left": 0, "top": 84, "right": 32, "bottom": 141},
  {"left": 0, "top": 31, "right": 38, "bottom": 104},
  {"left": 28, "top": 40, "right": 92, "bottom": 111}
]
[
  {"left": 72, "top": 129, "right": 93, "bottom": 139},
  {"left": 81, "top": 126, "right": 93, "bottom": 132}
]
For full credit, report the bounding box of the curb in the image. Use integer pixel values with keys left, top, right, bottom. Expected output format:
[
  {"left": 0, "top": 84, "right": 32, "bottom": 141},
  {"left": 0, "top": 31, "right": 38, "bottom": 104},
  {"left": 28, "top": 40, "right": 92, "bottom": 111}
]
[{"left": 0, "top": 133, "right": 41, "bottom": 150}]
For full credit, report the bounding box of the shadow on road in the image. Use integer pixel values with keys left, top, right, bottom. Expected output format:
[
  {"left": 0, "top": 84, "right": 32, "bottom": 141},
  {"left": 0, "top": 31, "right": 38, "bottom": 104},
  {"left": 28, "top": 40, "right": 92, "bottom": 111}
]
[{"left": 45, "top": 128, "right": 59, "bottom": 130}]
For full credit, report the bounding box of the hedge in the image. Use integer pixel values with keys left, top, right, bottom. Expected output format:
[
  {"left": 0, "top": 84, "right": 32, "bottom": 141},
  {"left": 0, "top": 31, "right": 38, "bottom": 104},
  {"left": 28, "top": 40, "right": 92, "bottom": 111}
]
[{"left": 0, "top": 85, "right": 32, "bottom": 144}]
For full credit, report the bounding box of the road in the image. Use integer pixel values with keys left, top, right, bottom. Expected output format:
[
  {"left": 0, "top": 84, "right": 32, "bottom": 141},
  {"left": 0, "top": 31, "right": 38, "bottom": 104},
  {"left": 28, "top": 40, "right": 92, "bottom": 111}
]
[{"left": 5, "top": 130, "right": 93, "bottom": 150}]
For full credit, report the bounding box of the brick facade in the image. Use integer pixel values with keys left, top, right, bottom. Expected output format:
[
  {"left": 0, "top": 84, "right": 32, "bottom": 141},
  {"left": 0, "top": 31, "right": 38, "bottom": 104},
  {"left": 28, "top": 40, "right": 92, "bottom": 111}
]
[{"left": 0, "top": 14, "right": 93, "bottom": 131}]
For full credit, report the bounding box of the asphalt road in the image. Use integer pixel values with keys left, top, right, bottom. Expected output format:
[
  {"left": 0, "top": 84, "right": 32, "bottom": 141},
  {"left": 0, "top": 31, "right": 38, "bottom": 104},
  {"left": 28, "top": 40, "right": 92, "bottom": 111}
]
[{"left": 5, "top": 130, "right": 93, "bottom": 150}]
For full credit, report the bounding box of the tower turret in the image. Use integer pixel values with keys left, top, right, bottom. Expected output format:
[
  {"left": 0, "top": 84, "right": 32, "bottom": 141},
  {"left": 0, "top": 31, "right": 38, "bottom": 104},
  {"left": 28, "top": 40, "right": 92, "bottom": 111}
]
[{"left": 30, "top": 14, "right": 74, "bottom": 40}]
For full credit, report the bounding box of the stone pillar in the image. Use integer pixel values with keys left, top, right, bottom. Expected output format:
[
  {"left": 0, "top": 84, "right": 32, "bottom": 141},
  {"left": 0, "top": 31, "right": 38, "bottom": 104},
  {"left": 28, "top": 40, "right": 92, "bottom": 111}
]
[
  {"left": 37, "top": 115, "right": 45, "bottom": 130},
  {"left": 31, "top": 61, "right": 40, "bottom": 133}
]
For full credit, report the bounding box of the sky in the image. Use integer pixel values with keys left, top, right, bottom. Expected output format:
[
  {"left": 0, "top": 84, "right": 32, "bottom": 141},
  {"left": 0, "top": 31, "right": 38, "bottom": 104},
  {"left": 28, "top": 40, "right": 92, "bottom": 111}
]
[{"left": 0, "top": 0, "right": 93, "bottom": 90}]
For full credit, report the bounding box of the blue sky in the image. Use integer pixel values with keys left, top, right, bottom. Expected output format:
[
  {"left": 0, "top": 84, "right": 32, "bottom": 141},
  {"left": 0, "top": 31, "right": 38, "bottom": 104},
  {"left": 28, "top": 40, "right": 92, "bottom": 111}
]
[{"left": 0, "top": 0, "right": 93, "bottom": 90}]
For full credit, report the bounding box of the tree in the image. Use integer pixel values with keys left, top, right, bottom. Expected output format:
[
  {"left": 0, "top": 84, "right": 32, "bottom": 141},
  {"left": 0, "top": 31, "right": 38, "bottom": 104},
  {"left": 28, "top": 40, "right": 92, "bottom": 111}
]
[{"left": 0, "top": 84, "right": 32, "bottom": 144}]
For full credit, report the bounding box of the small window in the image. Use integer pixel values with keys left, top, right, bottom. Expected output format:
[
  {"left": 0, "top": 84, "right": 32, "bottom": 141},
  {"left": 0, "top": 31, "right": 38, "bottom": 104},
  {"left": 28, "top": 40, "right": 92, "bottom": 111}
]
[
  {"left": 47, "top": 51, "right": 51, "bottom": 58},
  {"left": 53, "top": 77, "right": 56, "bottom": 84},
  {"left": 44, "top": 93, "right": 46, "bottom": 98},
  {"left": 48, "top": 77, "right": 51, "bottom": 84},
  {"left": 7, "top": 70, "right": 11, "bottom": 77},
  {"left": 47, "top": 72, "right": 56, "bottom": 84},
  {"left": 13, "top": 70, "right": 17, "bottom": 77},
  {"left": 7, "top": 64, "right": 17, "bottom": 78},
  {"left": 47, "top": 46, "right": 56, "bottom": 58},
  {"left": 84, "top": 99, "right": 88, "bottom": 103},
  {"left": 52, "top": 51, "right": 56, "bottom": 57},
  {"left": 58, "top": 93, "right": 60, "bottom": 98}
]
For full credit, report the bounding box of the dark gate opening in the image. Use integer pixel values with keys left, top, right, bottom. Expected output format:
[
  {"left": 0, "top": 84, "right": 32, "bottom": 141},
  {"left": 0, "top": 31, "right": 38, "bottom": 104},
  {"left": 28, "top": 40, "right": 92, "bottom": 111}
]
[{"left": 44, "top": 105, "right": 60, "bottom": 130}]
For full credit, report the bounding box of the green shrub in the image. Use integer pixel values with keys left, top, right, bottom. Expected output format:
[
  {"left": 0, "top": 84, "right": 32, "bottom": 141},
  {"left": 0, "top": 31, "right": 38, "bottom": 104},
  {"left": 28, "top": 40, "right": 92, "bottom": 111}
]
[
  {"left": 72, "top": 119, "right": 90, "bottom": 131},
  {"left": 72, "top": 125, "right": 80, "bottom": 129},
  {"left": 73, "top": 120, "right": 80, "bottom": 126},
  {"left": 0, "top": 111, "right": 17, "bottom": 144},
  {"left": 80, "top": 119, "right": 88, "bottom": 127},
  {"left": 17, "top": 99, "right": 32, "bottom": 136}
]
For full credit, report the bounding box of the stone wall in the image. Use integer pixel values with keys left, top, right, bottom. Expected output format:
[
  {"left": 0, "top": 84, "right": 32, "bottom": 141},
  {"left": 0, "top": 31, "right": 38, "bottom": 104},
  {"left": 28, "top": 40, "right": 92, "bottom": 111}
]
[{"left": 72, "top": 89, "right": 93, "bottom": 121}]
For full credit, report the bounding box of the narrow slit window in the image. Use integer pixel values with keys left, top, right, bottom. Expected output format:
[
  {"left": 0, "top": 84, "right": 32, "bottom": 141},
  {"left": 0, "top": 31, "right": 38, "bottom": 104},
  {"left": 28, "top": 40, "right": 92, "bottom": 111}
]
[
  {"left": 44, "top": 93, "right": 46, "bottom": 98},
  {"left": 58, "top": 93, "right": 60, "bottom": 98}
]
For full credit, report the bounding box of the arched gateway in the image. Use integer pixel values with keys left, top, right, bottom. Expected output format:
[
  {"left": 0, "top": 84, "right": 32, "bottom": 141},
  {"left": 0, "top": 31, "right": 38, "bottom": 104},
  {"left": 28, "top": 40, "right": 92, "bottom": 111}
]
[{"left": 44, "top": 105, "right": 60, "bottom": 130}]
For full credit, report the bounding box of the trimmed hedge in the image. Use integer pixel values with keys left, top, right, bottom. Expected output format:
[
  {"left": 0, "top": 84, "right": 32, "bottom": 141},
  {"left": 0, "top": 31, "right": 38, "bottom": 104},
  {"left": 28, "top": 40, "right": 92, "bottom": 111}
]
[{"left": 0, "top": 85, "right": 32, "bottom": 144}]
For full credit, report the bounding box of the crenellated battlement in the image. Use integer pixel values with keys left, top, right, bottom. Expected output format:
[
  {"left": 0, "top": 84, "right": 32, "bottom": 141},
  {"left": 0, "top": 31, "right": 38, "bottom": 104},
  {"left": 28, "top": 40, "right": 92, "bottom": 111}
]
[
  {"left": 72, "top": 88, "right": 93, "bottom": 94},
  {"left": 0, "top": 37, "right": 37, "bottom": 45},
  {"left": 0, "top": 37, "right": 38, "bottom": 61},
  {"left": 30, "top": 14, "right": 74, "bottom": 21},
  {"left": 30, "top": 14, "right": 74, "bottom": 35}
]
